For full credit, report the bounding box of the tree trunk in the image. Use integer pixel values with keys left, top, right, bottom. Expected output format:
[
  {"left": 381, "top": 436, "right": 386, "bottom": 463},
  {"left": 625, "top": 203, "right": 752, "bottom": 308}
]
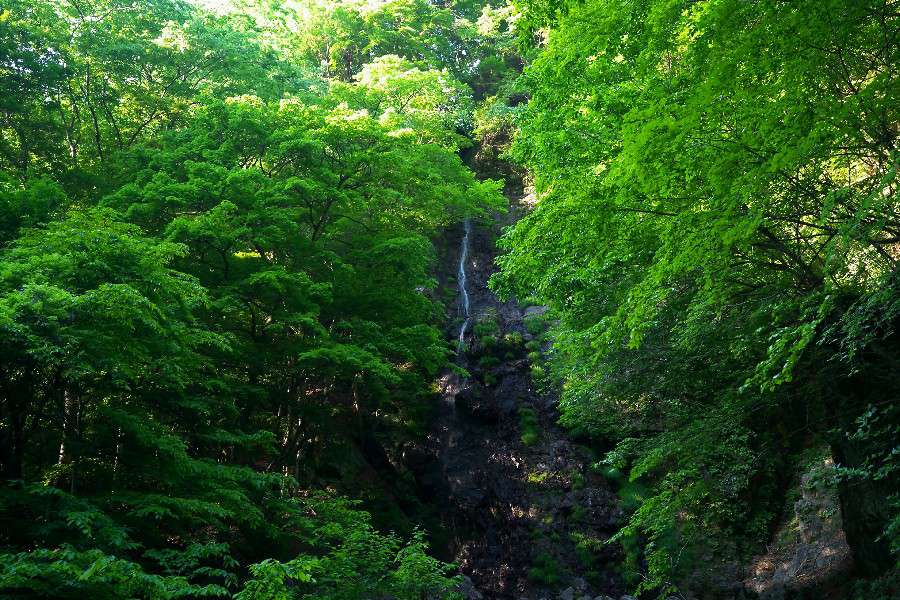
[
  {"left": 58, "top": 389, "right": 80, "bottom": 493},
  {"left": 3, "top": 416, "right": 24, "bottom": 480},
  {"left": 2, "top": 382, "right": 29, "bottom": 480}
]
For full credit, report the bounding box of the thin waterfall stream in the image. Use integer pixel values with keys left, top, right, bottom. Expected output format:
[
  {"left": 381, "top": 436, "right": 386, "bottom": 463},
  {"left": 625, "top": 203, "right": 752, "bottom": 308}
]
[
  {"left": 457, "top": 218, "right": 472, "bottom": 352},
  {"left": 431, "top": 202, "right": 624, "bottom": 599}
]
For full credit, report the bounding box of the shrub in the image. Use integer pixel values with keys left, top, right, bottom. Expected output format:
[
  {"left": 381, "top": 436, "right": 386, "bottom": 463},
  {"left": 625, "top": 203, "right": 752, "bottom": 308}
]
[
  {"left": 527, "top": 552, "right": 563, "bottom": 586},
  {"left": 521, "top": 431, "right": 538, "bottom": 446},
  {"left": 570, "top": 505, "right": 587, "bottom": 524},
  {"left": 519, "top": 406, "right": 540, "bottom": 447},
  {"left": 571, "top": 470, "right": 586, "bottom": 490},
  {"left": 479, "top": 335, "right": 498, "bottom": 350},
  {"left": 473, "top": 316, "right": 499, "bottom": 337},
  {"left": 503, "top": 332, "right": 523, "bottom": 347},
  {"left": 524, "top": 314, "right": 547, "bottom": 336},
  {"left": 570, "top": 532, "right": 604, "bottom": 571},
  {"left": 527, "top": 470, "right": 550, "bottom": 484},
  {"left": 478, "top": 355, "right": 500, "bottom": 369}
]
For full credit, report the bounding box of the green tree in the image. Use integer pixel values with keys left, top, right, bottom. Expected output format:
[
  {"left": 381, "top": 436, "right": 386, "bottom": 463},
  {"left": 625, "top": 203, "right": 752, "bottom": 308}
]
[
  {"left": 496, "top": 0, "right": 900, "bottom": 592},
  {"left": 1, "top": 0, "right": 502, "bottom": 596},
  {"left": 293, "top": 0, "right": 480, "bottom": 82}
]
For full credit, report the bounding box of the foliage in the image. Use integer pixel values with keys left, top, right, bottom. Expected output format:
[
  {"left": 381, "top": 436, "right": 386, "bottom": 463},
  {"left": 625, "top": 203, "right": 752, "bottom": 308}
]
[
  {"left": 236, "top": 495, "right": 460, "bottom": 600},
  {"left": 526, "top": 551, "right": 563, "bottom": 586},
  {"left": 570, "top": 531, "right": 603, "bottom": 571},
  {"left": 518, "top": 406, "right": 539, "bottom": 447},
  {"left": 496, "top": 0, "right": 900, "bottom": 593},
  {"left": 522, "top": 314, "right": 546, "bottom": 336},
  {"left": 0, "top": 545, "right": 224, "bottom": 599},
  {"left": 0, "top": 0, "right": 506, "bottom": 596},
  {"left": 478, "top": 356, "right": 500, "bottom": 369},
  {"left": 503, "top": 331, "right": 523, "bottom": 346},
  {"left": 12, "top": 0, "right": 899, "bottom": 596},
  {"left": 472, "top": 314, "right": 500, "bottom": 337}
]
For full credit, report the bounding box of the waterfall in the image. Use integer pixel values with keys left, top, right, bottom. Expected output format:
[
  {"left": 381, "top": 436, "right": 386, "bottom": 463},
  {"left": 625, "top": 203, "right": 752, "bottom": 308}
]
[{"left": 457, "top": 218, "right": 472, "bottom": 352}]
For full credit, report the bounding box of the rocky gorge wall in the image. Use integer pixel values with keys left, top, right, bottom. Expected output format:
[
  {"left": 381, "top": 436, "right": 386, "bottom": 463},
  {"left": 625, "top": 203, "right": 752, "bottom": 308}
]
[{"left": 408, "top": 182, "right": 627, "bottom": 599}]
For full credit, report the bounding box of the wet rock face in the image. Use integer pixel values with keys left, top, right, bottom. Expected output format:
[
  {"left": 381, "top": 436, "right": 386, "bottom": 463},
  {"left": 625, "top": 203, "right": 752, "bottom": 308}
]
[
  {"left": 454, "top": 381, "right": 501, "bottom": 423},
  {"left": 418, "top": 201, "right": 625, "bottom": 599}
]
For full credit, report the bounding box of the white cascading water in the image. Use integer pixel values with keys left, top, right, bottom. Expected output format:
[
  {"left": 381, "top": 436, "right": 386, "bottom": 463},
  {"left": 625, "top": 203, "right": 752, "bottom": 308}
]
[{"left": 457, "top": 218, "right": 472, "bottom": 352}]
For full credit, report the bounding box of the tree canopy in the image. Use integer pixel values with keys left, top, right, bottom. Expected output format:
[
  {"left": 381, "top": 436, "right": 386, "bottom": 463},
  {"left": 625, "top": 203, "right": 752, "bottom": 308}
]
[
  {"left": 1, "top": 0, "right": 506, "bottom": 597},
  {"left": 494, "top": 0, "right": 899, "bottom": 593},
  {"left": 2, "top": 0, "right": 898, "bottom": 597}
]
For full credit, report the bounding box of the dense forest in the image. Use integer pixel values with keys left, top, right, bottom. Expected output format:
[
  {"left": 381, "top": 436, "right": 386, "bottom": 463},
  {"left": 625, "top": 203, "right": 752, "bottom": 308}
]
[{"left": 0, "top": 1, "right": 897, "bottom": 599}]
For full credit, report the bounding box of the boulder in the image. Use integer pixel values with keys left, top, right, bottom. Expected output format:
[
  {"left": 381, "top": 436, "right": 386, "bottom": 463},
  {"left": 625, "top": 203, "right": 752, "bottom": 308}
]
[{"left": 456, "top": 576, "right": 483, "bottom": 600}]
